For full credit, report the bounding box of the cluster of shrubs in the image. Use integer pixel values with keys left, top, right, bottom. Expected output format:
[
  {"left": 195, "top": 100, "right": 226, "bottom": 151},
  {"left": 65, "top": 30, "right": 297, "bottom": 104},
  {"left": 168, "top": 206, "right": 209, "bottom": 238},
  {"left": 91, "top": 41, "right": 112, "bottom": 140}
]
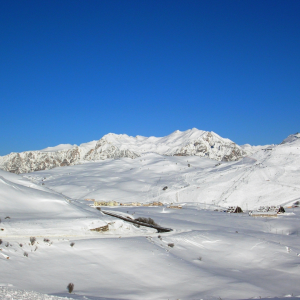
[{"left": 135, "top": 217, "right": 158, "bottom": 226}]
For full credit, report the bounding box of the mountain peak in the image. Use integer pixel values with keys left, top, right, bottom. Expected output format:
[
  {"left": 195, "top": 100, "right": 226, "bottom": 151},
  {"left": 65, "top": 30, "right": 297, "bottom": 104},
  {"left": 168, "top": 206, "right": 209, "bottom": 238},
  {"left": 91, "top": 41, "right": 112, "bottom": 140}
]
[{"left": 0, "top": 129, "right": 247, "bottom": 174}]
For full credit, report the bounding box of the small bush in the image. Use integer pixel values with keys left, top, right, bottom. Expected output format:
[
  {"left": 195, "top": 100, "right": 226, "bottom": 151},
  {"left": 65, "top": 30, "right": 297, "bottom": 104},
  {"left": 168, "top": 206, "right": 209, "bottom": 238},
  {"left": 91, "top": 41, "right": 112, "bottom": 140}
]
[
  {"left": 24, "top": 252, "right": 28, "bottom": 257},
  {"left": 70, "top": 242, "right": 75, "bottom": 247},
  {"left": 44, "top": 238, "right": 50, "bottom": 243},
  {"left": 135, "top": 217, "right": 158, "bottom": 226},
  {"left": 0, "top": 239, "right": 2, "bottom": 245},
  {"left": 168, "top": 243, "right": 174, "bottom": 248},
  {"left": 5, "top": 216, "right": 10, "bottom": 219},
  {"left": 19, "top": 243, "right": 23, "bottom": 247},
  {"left": 5, "top": 242, "right": 9, "bottom": 247},
  {"left": 67, "top": 283, "right": 74, "bottom": 293},
  {"left": 30, "top": 237, "right": 36, "bottom": 245}
]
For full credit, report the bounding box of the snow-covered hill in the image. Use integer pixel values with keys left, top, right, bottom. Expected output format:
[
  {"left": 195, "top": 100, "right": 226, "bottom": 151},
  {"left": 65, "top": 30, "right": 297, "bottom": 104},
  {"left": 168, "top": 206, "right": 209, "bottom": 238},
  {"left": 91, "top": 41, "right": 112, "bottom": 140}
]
[
  {"left": 0, "top": 129, "right": 247, "bottom": 174},
  {"left": 1, "top": 134, "right": 300, "bottom": 299},
  {"left": 0, "top": 169, "right": 112, "bottom": 237},
  {"left": 25, "top": 132, "right": 300, "bottom": 210}
]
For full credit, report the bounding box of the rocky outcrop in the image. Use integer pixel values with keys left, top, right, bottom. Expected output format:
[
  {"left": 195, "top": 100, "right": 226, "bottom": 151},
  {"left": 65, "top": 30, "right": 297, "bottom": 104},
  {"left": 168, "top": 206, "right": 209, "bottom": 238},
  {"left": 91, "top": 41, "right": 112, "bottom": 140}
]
[
  {"left": 0, "top": 129, "right": 247, "bottom": 174},
  {"left": 172, "top": 131, "right": 245, "bottom": 161}
]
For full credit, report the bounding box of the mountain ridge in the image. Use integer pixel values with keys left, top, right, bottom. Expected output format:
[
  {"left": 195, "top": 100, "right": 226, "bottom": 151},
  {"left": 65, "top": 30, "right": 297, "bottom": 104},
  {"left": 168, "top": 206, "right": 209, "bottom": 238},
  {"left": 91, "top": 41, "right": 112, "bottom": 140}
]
[{"left": 1, "top": 128, "right": 250, "bottom": 174}]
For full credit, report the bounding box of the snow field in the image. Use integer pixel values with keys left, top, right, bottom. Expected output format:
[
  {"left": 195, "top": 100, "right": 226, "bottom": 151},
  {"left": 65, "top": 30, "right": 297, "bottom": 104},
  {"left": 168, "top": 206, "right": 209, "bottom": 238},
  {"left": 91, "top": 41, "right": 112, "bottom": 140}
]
[
  {"left": 2, "top": 205, "right": 300, "bottom": 299},
  {"left": 1, "top": 134, "right": 300, "bottom": 299},
  {"left": 27, "top": 136, "right": 300, "bottom": 210}
]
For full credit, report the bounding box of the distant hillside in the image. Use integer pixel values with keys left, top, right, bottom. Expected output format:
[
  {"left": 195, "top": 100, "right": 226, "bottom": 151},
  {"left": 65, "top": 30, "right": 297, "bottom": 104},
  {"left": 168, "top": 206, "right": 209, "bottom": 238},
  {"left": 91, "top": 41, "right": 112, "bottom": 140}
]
[
  {"left": 25, "top": 133, "right": 300, "bottom": 210},
  {"left": 0, "top": 128, "right": 247, "bottom": 174}
]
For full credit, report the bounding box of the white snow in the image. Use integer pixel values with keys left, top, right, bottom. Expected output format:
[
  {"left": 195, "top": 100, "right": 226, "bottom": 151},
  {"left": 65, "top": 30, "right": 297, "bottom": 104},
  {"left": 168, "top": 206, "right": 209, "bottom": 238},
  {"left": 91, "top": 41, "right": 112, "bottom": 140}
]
[
  {"left": 41, "top": 144, "right": 77, "bottom": 152},
  {"left": 0, "top": 128, "right": 246, "bottom": 174},
  {"left": 1, "top": 132, "right": 300, "bottom": 299},
  {"left": 26, "top": 135, "right": 300, "bottom": 210},
  {"left": 240, "top": 143, "right": 272, "bottom": 155}
]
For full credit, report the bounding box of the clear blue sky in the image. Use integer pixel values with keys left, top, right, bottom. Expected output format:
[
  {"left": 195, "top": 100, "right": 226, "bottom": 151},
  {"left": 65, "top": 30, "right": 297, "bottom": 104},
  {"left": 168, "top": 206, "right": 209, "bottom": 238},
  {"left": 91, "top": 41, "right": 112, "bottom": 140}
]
[{"left": 1, "top": 0, "right": 299, "bottom": 155}]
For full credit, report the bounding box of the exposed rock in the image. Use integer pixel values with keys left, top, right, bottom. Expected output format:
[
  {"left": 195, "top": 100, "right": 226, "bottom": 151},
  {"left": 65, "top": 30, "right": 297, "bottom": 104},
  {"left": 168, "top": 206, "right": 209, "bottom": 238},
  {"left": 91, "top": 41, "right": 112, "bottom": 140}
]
[
  {"left": 90, "top": 225, "right": 109, "bottom": 232},
  {"left": 0, "top": 129, "right": 247, "bottom": 174}
]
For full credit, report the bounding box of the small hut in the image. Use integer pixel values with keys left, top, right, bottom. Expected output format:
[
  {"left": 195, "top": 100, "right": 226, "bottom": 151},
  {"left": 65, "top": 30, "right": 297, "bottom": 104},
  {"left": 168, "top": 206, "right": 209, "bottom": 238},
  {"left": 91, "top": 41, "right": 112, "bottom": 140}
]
[
  {"left": 226, "top": 206, "right": 243, "bottom": 213},
  {"left": 234, "top": 206, "right": 243, "bottom": 213}
]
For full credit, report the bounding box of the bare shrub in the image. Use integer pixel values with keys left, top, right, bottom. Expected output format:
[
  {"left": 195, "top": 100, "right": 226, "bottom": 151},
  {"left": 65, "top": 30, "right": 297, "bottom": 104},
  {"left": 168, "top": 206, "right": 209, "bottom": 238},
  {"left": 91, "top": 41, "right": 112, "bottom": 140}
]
[
  {"left": 0, "top": 239, "right": 2, "bottom": 245},
  {"left": 67, "top": 283, "right": 74, "bottom": 293},
  {"left": 44, "top": 238, "right": 50, "bottom": 243},
  {"left": 70, "top": 242, "right": 75, "bottom": 247},
  {"left": 30, "top": 237, "right": 36, "bottom": 245},
  {"left": 24, "top": 252, "right": 28, "bottom": 257},
  {"left": 5, "top": 216, "right": 10, "bottom": 219},
  {"left": 135, "top": 217, "right": 158, "bottom": 226},
  {"left": 168, "top": 243, "right": 174, "bottom": 248},
  {"left": 19, "top": 243, "right": 23, "bottom": 247},
  {"left": 5, "top": 242, "right": 9, "bottom": 247}
]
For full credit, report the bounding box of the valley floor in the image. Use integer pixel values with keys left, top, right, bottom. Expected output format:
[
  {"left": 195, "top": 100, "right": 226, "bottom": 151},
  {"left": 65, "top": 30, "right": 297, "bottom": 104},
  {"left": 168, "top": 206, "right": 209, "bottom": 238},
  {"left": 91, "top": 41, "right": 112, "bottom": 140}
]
[{"left": 2, "top": 205, "right": 300, "bottom": 300}]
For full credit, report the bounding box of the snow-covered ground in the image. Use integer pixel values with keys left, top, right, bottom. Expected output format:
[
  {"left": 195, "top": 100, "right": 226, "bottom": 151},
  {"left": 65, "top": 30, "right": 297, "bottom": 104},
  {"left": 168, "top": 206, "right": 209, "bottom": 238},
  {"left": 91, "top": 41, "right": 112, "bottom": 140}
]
[
  {"left": 26, "top": 133, "right": 300, "bottom": 210},
  {"left": 1, "top": 133, "right": 300, "bottom": 299}
]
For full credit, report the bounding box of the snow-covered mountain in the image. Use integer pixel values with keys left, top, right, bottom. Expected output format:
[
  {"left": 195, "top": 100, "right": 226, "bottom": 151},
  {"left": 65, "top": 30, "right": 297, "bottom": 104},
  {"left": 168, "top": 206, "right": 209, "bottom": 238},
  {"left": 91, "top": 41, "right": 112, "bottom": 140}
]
[
  {"left": 280, "top": 132, "right": 300, "bottom": 144},
  {"left": 27, "top": 132, "right": 300, "bottom": 210},
  {"left": 1, "top": 132, "right": 300, "bottom": 299},
  {"left": 0, "top": 128, "right": 247, "bottom": 174}
]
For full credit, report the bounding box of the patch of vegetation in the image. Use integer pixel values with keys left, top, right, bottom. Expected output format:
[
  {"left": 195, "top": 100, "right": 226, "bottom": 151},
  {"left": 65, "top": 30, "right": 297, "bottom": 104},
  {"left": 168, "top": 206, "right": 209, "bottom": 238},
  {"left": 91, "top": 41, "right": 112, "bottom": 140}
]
[
  {"left": 67, "top": 283, "right": 74, "bottom": 293},
  {"left": 30, "top": 237, "right": 36, "bottom": 245},
  {"left": 135, "top": 217, "right": 158, "bottom": 226}
]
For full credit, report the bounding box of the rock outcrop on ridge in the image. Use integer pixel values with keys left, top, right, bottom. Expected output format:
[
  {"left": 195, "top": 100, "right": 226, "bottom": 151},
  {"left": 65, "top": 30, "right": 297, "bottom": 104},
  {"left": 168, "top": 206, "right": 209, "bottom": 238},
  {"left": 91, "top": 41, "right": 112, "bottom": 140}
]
[{"left": 0, "top": 128, "right": 247, "bottom": 174}]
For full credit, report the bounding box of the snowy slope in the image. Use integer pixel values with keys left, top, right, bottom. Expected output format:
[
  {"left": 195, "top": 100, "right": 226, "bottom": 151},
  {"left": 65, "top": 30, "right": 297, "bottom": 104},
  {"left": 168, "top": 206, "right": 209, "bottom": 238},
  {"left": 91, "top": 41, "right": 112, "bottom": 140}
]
[
  {"left": 0, "top": 129, "right": 246, "bottom": 174},
  {"left": 1, "top": 135, "right": 300, "bottom": 299},
  {"left": 240, "top": 143, "right": 272, "bottom": 155},
  {"left": 2, "top": 204, "right": 300, "bottom": 299},
  {"left": 0, "top": 169, "right": 116, "bottom": 238},
  {"left": 281, "top": 132, "right": 300, "bottom": 144},
  {"left": 26, "top": 134, "right": 300, "bottom": 210}
]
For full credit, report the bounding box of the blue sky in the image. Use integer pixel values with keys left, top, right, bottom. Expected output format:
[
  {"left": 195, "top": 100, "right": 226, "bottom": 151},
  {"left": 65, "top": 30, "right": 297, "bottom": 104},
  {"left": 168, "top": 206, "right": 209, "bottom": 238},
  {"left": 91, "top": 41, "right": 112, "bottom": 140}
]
[{"left": 0, "top": 0, "right": 299, "bottom": 155}]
